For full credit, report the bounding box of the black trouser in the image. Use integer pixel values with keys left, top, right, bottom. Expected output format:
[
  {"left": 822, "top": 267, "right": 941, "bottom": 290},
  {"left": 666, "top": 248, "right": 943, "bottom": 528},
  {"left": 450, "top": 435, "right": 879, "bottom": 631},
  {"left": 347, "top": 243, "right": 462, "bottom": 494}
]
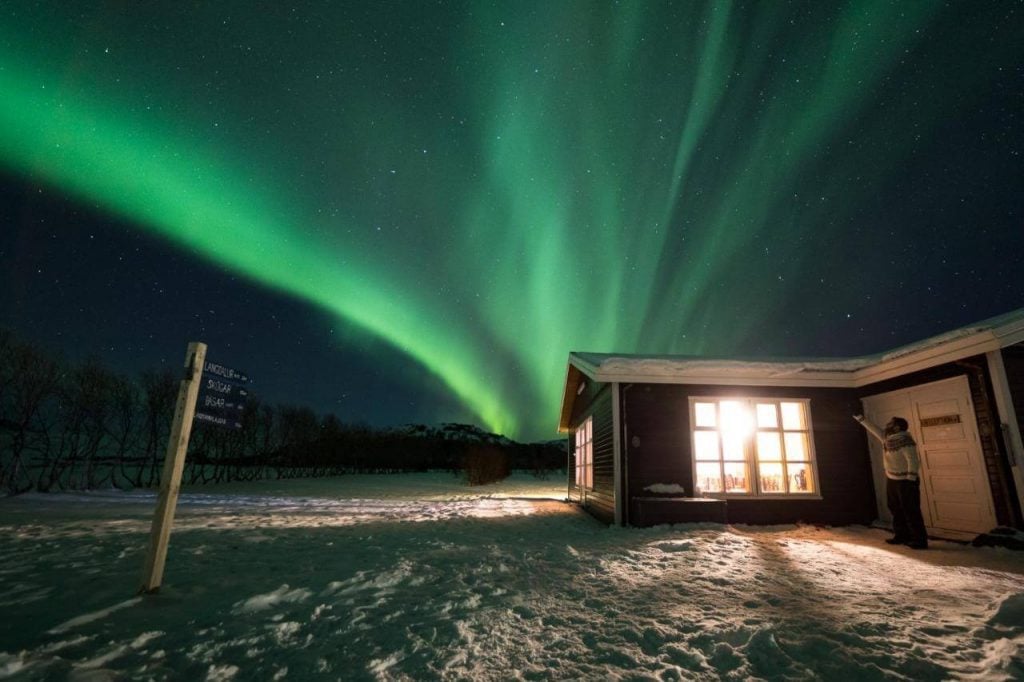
[{"left": 886, "top": 478, "right": 927, "bottom": 545}]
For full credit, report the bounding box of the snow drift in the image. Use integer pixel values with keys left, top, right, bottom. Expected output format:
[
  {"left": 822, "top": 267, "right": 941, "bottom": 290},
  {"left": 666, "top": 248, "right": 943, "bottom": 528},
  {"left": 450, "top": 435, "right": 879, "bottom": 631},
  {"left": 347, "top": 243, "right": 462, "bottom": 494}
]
[{"left": 1, "top": 473, "right": 1022, "bottom": 680}]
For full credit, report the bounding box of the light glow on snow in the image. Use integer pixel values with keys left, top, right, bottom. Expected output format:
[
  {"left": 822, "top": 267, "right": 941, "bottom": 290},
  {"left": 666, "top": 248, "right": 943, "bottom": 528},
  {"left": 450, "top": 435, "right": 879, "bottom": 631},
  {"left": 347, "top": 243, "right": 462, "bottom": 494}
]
[{"left": 1, "top": 473, "right": 1023, "bottom": 679}]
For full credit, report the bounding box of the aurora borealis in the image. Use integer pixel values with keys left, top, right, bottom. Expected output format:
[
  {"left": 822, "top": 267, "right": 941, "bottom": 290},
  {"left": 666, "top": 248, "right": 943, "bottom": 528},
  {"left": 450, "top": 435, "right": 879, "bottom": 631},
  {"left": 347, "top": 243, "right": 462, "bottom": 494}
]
[{"left": 1, "top": 2, "right": 1021, "bottom": 440}]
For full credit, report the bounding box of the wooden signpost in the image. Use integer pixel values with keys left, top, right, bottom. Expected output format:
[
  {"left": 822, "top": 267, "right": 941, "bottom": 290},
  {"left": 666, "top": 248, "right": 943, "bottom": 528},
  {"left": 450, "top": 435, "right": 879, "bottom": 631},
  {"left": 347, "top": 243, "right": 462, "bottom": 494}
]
[
  {"left": 140, "top": 341, "right": 206, "bottom": 594},
  {"left": 140, "top": 343, "right": 251, "bottom": 594}
]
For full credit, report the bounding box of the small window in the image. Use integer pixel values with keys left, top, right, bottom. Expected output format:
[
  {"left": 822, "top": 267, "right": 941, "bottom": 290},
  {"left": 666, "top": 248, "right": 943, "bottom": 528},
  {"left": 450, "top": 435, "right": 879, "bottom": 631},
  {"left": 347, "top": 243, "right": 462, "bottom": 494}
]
[
  {"left": 691, "top": 398, "right": 817, "bottom": 497},
  {"left": 574, "top": 417, "right": 593, "bottom": 489}
]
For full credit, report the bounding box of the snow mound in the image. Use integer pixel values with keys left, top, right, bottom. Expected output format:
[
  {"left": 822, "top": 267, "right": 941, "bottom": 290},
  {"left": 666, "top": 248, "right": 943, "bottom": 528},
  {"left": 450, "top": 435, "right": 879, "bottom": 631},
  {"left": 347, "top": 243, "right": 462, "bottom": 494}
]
[
  {"left": 643, "top": 483, "right": 686, "bottom": 494},
  {"left": 987, "top": 592, "right": 1024, "bottom": 628},
  {"left": 48, "top": 598, "right": 142, "bottom": 635},
  {"left": 234, "top": 585, "right": 312, "bottom": 613}
]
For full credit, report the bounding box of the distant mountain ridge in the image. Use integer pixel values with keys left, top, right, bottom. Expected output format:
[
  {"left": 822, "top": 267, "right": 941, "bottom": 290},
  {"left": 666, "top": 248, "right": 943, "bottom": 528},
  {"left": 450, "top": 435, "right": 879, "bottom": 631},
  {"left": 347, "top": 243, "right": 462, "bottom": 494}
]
[{"left": 398, "top": 423, "right": 516, "bottom": 446}]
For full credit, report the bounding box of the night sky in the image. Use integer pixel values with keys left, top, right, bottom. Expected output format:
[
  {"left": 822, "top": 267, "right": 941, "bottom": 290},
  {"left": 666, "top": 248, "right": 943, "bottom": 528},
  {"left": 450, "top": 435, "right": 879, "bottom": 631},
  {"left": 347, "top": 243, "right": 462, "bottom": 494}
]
[{"left": 1, "top": 2, "right": 1021, "bottom": 441}]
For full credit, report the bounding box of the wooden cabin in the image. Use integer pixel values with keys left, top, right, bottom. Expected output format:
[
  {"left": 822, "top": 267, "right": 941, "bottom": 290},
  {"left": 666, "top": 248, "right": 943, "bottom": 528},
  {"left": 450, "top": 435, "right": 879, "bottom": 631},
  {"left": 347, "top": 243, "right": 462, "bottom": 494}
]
[{"left": 558, "top": 309, "right": 1024, "bottom": 540}]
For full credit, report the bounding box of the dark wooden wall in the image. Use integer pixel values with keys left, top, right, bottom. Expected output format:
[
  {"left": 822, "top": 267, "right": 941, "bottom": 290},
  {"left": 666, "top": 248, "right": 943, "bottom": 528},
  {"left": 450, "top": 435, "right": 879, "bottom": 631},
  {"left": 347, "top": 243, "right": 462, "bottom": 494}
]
[
  {"left": 569, "top": 381, "right": 615, "bottom": 524},
  {"left": 621, "top": 383, "right": 875, "bottom": 526},
  {"left": 1003, "top": 343, "right": 1024, "bottom": 444}
]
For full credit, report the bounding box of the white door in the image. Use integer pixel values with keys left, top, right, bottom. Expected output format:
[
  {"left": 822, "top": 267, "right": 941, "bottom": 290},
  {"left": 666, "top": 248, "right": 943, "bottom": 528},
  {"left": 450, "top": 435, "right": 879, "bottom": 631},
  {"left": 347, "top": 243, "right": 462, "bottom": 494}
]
[{"left": 862, "top": 376, "right": 997, "bottom": 538}]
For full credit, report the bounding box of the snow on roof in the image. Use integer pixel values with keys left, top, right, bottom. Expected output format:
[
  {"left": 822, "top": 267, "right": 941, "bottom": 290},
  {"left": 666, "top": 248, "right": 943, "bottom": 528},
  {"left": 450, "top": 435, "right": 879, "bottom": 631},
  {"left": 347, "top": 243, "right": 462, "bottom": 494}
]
[
  {"left": 573, "top": 353, "right": 874, "bottom": 379},
  {"left": 569, "top": 307, "right": 1024, "bottom": 384},
  {"left": 878, "top": 307, "right": 1024, "bottom": 362}
]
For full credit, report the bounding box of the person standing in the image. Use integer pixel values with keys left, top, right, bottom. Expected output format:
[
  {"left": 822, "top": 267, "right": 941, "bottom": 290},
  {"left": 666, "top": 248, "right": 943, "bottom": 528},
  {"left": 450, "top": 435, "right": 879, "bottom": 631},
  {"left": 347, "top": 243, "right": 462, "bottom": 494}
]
[{"left": 853, "top": 414, "right": 928, "bottom": 549}]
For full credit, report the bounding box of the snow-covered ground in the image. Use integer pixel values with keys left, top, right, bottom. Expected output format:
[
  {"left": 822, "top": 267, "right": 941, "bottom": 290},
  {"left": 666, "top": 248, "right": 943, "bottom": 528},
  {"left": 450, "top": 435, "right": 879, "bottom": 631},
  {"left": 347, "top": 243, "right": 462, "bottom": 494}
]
[{"left": 1, "top": 472, "right": 1022, "bottom": 680}]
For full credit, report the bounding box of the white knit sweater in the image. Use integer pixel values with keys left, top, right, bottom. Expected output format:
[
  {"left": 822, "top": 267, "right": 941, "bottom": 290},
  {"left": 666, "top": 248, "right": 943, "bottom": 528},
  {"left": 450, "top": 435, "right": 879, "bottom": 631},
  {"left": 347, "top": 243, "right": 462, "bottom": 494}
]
[{"left": 857, "top": 418, "right": 921, "bottom": 481}]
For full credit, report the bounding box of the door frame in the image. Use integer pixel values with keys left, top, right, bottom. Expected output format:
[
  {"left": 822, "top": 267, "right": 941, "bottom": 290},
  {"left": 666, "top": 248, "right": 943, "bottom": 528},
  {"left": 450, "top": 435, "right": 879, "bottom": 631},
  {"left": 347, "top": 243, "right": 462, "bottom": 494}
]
[{"left": 862, "top": 375, "right": 997, "bottom": 540}]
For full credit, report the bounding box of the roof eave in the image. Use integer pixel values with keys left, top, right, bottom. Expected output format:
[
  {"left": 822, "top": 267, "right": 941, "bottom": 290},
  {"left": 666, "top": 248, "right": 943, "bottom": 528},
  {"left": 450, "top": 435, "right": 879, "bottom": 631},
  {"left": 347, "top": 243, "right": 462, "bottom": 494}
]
[
  {"left": 851, "top": 328, "right": 1006, "bottom": 387},
  {"left": 591, "top": 370, "right": 857, "bottom": 387},
  {"left": 557, "top": 355, "right": 600, "bottom": 432},
  {"left": 558, "top": 308, "right": 1024, "bottom": 413}
]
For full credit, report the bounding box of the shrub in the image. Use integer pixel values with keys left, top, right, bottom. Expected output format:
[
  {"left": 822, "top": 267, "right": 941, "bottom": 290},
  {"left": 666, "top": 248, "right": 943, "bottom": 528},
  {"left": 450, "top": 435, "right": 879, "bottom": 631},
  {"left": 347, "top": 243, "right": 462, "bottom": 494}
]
[{"left": 462, "top": 444, "right": 509, "bottom": 486}]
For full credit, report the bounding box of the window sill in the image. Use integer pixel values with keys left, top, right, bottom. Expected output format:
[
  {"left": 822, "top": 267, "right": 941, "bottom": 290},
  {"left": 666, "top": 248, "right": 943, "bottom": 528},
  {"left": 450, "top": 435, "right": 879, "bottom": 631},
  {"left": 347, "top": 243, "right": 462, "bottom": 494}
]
[{"left": 704, "top": 495, "right": 824, "bottom": 501}]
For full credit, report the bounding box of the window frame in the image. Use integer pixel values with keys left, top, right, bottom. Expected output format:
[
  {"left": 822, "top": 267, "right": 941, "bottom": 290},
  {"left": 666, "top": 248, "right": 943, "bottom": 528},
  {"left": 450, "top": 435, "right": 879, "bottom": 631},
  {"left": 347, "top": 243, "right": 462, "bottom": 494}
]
[
  {"left": 574, "top": 416, "right": 594, "bottom": 490},
  {"left": 689, "top": 397, "right": 821, "bottom": 499}
]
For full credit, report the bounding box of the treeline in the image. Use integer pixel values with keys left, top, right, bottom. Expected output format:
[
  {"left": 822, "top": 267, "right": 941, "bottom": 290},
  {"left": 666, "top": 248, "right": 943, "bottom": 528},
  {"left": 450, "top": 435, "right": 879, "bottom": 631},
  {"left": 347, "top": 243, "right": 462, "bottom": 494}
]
[{"left": 0, "top": 330, "right": 564, "bottom": 494}]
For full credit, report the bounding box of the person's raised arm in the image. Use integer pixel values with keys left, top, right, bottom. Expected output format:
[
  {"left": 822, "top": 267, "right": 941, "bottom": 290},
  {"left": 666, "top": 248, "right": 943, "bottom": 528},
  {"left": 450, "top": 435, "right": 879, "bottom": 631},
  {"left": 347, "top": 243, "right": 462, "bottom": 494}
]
[{"left": 853, "top": 415, "right": 885, "bottom": 443}]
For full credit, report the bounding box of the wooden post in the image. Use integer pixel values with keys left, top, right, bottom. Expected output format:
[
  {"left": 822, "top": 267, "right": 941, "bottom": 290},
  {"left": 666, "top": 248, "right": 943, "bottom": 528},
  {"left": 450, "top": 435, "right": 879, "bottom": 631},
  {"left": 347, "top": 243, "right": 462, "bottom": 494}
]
[{"left": 140, "top": 341, "right": 206, "bottom": 594}]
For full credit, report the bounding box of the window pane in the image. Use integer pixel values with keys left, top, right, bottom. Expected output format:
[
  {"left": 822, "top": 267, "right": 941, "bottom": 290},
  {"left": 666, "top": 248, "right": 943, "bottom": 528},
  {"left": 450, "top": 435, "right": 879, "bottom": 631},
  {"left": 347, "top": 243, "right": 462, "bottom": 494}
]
[
  {"left": 788, "top": 463, "right": 814, "bottom": 493},
  {"left": 781, "top": 402, "right": 806, "bottom": 430},
  {"left": 694, "top": 402, "right": 717, "bottom": 428},
  {"left": 694, "top": 431, "right": 721, "bottom": 461},
  {"left": 756, "top": 403, "right": 778, "bottom": 429},
  {"left": 784, "top": 433, "right": 809, "bottom": 461},
  {"left": 696, "top": 462, "right": 722, "bottom": 493},
  {"left": 759, "top": 462, "right": 785, "bottom": 493},
  {"left": 723, "top": 462, "right": 749, "bottom": 493},
  {"left": 756, "top": 432, "right": 783, "bottom": 462},
  {"left": 586, "top": 419, "right": 592, "bottom": 441},
  {"left": 722, "top": 431, "right": 745, "bottom": 460},
  {"left": 720, "top": 401, "right": 752, "bottom": 436}
]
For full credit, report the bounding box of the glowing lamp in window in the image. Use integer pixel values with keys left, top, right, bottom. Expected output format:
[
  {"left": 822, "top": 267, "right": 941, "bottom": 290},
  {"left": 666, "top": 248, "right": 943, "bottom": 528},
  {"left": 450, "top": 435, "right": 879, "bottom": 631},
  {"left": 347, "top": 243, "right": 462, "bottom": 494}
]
[{"left": 690, "top": 397, "right": 816, "bottom": 497}]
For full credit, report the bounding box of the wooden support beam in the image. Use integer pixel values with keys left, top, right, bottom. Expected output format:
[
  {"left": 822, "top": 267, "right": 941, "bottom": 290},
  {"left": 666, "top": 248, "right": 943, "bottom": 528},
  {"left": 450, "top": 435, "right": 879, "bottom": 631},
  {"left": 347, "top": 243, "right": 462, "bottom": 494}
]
[
  {"left": 140, "top": 341, "right": 206, "bottom": 594},
  {"left": 986, "top": 350, "right": 1024, "bottom": 524}
]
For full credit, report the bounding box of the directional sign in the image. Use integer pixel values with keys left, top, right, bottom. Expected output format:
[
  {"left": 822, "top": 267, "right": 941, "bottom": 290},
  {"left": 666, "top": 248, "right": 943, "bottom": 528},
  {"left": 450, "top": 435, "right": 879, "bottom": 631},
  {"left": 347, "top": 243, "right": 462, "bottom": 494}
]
[
  {"left": 200, "top": 377, "right": 249, "bottom": 398},
  {"left": 194, "top": 411, "right": 243, "bottom": 430},
  {"left": 194, "top": 359, "right": 249, "bottom": 430},
  {"left": 198, "top": 393, "right": 246, "bottom": 412},
  {"left": 202, "top": 361, "right": 249, "bottom": 384}
]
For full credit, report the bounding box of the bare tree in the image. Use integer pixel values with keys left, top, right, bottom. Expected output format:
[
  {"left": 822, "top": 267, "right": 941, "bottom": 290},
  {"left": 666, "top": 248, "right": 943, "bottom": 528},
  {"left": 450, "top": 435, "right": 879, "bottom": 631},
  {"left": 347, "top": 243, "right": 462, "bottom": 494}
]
[
  {"left": 109, "top": 375, "right": 142, "bottom": 488},
  {"left": 138, "top": 369, "right": 176, "bottom": 487},
  {"left": 40, "top": 359, "right": 115, "bottom": 491},
  {"left": 0, "top": 342, "right": 60, "bottom": 494}
]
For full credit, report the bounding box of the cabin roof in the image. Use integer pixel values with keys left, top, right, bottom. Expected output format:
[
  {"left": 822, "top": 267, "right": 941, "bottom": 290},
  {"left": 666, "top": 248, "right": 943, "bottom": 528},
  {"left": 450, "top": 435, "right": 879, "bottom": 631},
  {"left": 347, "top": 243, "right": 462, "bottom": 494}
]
[{"left": 558, "top": 307, "right": 1024, "bottom": 432}]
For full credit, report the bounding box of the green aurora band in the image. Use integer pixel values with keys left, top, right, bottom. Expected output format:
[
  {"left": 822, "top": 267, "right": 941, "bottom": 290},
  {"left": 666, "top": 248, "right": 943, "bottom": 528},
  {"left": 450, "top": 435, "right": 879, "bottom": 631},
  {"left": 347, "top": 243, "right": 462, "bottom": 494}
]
[{"left": 0, "top": 2, "right": 1017, "bottom": 439}]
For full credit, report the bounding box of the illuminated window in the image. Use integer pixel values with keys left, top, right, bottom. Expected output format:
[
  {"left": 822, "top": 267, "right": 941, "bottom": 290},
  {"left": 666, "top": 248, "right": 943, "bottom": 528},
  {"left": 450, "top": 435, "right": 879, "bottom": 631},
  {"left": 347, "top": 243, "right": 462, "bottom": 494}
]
[
  {"left": 691, "top": 399, "right": 816, "bottom": 496},
  {"left": 574, "top": 417, "right": 593, "bottom": 489}
]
